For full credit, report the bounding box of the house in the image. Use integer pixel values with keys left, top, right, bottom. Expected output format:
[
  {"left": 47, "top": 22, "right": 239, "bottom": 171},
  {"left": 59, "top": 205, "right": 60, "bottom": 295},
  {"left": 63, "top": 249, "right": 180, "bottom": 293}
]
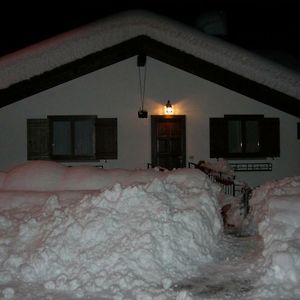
[{"left": 0, "top": 10, "right": 299, "bottom": 187}]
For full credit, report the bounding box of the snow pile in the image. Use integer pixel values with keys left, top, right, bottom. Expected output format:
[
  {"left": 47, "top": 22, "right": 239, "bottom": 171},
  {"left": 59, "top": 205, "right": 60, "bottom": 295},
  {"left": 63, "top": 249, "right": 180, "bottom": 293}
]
[
  {"left": 248, "top": 176, "right": 300, "bottom": 298},
  {"left": 0, "top": 161, "right": 223, "bottom": 299},
  {"left": 2, "top": 161, "right": 66, "bottom": 191},
  {"left": 200, "top": 159, "right": 234, "bottom": 176},
  {"left": 1, "top": 161, "right": 165, "bottom": 191}
]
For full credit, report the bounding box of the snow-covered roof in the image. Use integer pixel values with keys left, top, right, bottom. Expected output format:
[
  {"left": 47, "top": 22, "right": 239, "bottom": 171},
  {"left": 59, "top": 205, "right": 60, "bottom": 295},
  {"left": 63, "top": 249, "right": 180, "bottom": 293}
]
[{"left": 0, "top": 10, "right": 300, "bottom": 116}]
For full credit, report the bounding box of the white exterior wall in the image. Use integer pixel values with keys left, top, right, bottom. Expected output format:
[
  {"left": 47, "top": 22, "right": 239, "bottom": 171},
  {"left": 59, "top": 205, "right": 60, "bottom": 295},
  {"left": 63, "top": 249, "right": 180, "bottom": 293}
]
[{"left": 0, "top": 57, "right": 299, "bottom": 187}]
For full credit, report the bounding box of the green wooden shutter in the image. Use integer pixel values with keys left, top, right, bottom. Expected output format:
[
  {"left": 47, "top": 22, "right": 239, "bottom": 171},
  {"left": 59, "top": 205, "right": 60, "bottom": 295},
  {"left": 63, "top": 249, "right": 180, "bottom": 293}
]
[
  {"left": 95, "top": 118, "right": 118, "bottom": 159},
  {"left": 260, "top": 118, "right": 280, "bottom": 157},
  {"left": 27, "top": 119, "right": 50, "bottom": 160},
  {"left": 209, "top": 118, "right": 228, "bottom": 158}
]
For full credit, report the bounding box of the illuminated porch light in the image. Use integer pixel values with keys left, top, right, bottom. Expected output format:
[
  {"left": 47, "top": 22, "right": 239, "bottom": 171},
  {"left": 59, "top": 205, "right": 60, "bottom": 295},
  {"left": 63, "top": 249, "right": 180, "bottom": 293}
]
[{"left": 164, "top": 100, "right": 173, "bottom": 115}]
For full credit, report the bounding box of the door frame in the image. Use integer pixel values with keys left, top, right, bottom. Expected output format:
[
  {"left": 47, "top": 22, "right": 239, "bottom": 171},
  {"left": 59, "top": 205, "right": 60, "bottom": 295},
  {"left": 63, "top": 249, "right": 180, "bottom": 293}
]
[{"left": 151, "top": 115, "right": 186, "bottom": 169}]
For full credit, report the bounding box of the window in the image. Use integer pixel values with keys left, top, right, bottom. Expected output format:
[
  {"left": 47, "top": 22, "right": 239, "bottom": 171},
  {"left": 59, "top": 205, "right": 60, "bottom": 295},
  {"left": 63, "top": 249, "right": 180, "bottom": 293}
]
[
  {"left": 27, "top": 116, "right": 117, "bottom": 161},
  {"left": 50, "top": 116, "right": 96, "bottom": 160},
  {"left": 210, "top": 115, "right": 280, "bottom": 159}
]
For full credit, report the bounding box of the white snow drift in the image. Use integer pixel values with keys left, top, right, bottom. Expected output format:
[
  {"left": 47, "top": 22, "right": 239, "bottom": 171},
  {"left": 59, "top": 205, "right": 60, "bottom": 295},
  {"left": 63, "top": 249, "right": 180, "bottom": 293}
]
[
  {"left": 0, "top": 161, "right": 222, "bottom": 299},
  {"left": 1, "top": 160, "right": 300, "bottom": 299},
  {"left": 249, "top": 176, "right": 300, "bottom": 299}
]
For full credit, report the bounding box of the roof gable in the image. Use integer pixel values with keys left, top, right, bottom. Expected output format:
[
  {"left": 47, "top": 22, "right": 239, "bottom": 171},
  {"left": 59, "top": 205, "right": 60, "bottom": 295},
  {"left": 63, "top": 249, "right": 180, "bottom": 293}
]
[{"left": 0, "top": 10, "right": 300, "bottom": 117}]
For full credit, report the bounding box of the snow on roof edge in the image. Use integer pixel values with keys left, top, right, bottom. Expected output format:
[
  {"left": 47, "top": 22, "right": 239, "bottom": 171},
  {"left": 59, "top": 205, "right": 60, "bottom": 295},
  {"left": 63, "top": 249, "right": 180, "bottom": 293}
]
[{"left": 0, "top": 9, "right": 300, "bottom": 100}]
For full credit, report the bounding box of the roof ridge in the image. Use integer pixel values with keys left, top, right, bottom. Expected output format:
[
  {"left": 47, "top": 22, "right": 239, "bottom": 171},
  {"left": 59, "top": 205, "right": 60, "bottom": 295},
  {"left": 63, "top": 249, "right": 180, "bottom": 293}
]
[{"left": 0, "top": 9, "right": 299, "bottom": 101}]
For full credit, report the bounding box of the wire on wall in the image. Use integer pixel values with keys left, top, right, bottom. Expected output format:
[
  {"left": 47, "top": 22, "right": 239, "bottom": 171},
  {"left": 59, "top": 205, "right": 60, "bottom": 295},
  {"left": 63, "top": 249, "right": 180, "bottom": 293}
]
[{"left": 137, "top": 54, "right": 148, "bottom": 118}]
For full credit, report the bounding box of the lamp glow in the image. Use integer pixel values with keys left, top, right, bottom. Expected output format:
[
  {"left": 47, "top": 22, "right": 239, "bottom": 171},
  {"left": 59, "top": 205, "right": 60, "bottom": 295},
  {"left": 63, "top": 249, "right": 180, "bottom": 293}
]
[{"left": 164, "top": 100, "right": 173, "bottom": 115}]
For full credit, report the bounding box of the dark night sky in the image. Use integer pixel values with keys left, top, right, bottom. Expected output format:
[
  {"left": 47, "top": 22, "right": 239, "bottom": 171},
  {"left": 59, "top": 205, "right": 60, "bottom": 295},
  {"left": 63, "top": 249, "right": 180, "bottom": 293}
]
[{"left": 0, "top": 1, "right": 299, "bottom": 71}]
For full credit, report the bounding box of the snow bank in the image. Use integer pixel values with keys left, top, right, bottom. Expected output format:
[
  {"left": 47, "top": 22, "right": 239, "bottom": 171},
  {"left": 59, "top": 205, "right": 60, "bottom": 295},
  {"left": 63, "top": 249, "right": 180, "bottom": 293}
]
[
  {"left": 2, "top": 161, "right": 66, "bottom": 191},
  {"left": 1, "top": 161, "right": 164, "bottom": 191},
  {"left": 249, "top": 176, "right": 300, "bottom": 298},
  {"left": 0, "top": 161, "right": 223, "bottom": 299}
]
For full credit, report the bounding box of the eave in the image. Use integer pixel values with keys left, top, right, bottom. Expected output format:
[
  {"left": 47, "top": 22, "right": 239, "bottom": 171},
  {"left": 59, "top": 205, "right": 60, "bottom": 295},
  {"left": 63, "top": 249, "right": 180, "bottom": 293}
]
[{"left": 0, "top": 35, "right": 299, "bottom": 117}]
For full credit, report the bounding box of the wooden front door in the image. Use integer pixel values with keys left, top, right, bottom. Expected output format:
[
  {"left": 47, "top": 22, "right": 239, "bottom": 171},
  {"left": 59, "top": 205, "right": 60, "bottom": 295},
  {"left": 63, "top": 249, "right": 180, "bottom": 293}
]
[{"left": 151, "top": 115, "right": 186, "bottom": 170}]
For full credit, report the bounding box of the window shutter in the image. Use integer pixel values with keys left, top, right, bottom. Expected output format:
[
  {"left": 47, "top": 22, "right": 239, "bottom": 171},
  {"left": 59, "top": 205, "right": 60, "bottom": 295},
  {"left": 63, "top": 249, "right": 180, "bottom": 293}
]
[
  {"left": 95, "top": 118, "right": 117, "bottom": 159},
  {"left": 260, "top": 118, "right": 280, "bottom": 157},
  {"left": 209, "top": 118, "right": 228, "bottom": 158},
  {"left": 27, "top": 119, "right": 50, "bottom": 160}
]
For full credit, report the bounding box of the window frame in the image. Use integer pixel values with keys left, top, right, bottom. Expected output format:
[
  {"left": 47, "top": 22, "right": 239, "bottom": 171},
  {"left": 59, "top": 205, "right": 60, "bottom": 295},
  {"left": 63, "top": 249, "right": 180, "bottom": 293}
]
[
  {"left": 210, "top": 115, "right": 280, "bottom": 159},
  {"left": 225, "top": 114, "right": 264, "bottom": 158},
  {"left": 27, "top": 116, "right": 118, "bottom": 162},
  {"left": 48, "top": 115, "right": 97, "bottom": 161}
]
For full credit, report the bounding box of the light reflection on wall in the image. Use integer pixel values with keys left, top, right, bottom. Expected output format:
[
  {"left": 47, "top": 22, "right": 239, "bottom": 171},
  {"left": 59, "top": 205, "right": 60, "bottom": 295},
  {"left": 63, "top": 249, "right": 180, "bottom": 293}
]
[{"left": 145, "top": 97, "right": 203, "bottom": 116}]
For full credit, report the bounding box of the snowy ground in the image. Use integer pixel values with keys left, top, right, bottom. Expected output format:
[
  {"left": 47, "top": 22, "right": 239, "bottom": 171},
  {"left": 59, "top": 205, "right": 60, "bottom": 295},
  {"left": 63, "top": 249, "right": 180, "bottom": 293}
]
[{"left": 0, "top": 161, "right": 299, "bottom": 299}]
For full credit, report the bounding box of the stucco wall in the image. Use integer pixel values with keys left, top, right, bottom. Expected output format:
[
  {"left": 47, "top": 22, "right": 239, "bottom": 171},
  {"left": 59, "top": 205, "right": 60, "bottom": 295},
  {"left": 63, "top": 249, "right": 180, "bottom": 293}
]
[{"left": 0, "top": 57, "right": 299, "bottom": 187}]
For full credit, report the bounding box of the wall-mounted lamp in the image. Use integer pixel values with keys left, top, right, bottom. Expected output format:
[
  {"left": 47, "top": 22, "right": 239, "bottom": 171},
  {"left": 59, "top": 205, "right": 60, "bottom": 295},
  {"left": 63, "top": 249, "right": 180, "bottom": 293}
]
[{"left": 164, "top": 100, "right": 174, "bottom": 115}]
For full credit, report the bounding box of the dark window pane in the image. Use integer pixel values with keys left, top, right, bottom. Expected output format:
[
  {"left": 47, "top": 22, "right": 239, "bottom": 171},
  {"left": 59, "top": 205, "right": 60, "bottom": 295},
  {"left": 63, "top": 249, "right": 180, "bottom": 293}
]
[
  {"left": 74, "top": 119, "right": 94, "bottom": 155},
  {"left": 228, "top": 120, "right": 242, "bottom": 153},
  {"left": 245, "top": 120, "right": 260, "bottom": 153},
  {"left": 52, "top": 121, "right": 72, "bottom": 155}
]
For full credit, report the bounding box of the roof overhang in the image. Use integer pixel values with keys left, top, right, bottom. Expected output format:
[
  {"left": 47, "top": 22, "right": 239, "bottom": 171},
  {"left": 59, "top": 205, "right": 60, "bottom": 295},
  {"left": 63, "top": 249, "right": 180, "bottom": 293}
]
[{"left": 1, "top": 35, "right": 299, "bottom": 117}]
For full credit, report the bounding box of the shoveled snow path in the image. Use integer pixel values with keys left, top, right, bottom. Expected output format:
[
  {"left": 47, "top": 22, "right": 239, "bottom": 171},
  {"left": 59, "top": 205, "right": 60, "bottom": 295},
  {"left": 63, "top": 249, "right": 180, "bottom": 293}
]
[{"left": 174, "top": 230, "right": 264, "bottom": 300}]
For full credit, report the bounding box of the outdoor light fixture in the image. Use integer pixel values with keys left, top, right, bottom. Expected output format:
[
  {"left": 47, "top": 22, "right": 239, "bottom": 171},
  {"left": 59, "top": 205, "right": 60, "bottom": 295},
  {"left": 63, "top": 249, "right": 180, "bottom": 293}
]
[
  {"left": 138, "top": 109, "right": 148, "bottom": 118},
  {"left": 137, "top": 53, "right": 148, "bottom": 119},
  {"left": 164, "top": 100, "right": 174, "bottom": 115}
]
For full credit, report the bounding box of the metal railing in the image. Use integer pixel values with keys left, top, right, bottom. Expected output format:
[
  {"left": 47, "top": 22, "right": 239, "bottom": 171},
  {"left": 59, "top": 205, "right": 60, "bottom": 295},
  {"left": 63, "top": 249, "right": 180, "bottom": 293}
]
[
  {"left": 188, "top": 162, "right": 252, "bottom": 217},
  {"left": 148, "top": 161, "right": 252, "bottom": 218},
  {"left": 188, "top": 162, "right": 237, "bottom": 196}
]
